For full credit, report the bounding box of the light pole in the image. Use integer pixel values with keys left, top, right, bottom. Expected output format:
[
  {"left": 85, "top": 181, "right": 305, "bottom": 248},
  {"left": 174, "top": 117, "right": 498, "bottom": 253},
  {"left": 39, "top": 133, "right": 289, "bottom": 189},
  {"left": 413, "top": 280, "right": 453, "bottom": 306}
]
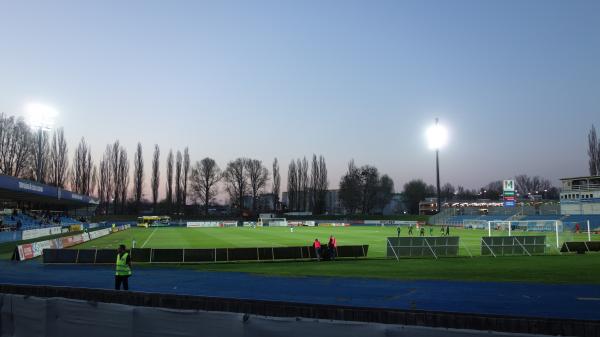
[
  {"left": 25, "top": 103, "right": 58, "bottom": 182},
  {"left": 426, "top": 118, "right": 448, "bottom": 214}
]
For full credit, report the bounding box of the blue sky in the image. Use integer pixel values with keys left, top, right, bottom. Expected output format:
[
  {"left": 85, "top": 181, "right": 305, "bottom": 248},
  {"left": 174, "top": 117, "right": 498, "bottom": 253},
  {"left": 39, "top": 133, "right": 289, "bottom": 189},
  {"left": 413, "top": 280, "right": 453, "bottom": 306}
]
[{"left": 1, "top": 0, "right": 599, "bottom": 196}]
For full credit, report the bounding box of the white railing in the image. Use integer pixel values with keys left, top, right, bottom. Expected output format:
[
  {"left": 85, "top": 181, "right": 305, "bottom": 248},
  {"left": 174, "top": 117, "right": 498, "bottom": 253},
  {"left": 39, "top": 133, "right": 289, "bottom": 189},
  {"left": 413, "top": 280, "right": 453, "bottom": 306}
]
[{"left": 565, "top": 183, "right": 600, "bottom": 191}]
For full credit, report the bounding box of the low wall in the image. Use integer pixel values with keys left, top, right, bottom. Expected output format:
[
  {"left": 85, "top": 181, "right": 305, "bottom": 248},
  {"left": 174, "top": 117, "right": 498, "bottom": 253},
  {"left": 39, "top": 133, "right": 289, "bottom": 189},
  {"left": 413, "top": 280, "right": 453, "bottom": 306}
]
[
  {"left": 0, "top": 284, "right": 598, "bottom": 337},
  {"left": 43, "top": 245, "right": 369, "bottom": 264},
  {"left": 0, "top": 222, "right": 117, "bottom": 244},
  {"left": 14, "top": 224, "right": 131, "bottom": 261}
]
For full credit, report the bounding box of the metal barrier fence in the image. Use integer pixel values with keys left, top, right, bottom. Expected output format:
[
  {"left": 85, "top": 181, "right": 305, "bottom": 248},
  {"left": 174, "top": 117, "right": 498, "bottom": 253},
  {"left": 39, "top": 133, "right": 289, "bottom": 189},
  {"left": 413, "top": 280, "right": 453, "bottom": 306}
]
[
  {"left": 480, "top": 236, "right": 546, "bottom": 257},
  {"left": 43, "top": 245, "right": 369, "bottom": 264},
  {"left": 560, "top": 241, "right": 600, "bottom": 254},
  {"left": 386, "top": 237, "right": 460, "bottom": 259}
]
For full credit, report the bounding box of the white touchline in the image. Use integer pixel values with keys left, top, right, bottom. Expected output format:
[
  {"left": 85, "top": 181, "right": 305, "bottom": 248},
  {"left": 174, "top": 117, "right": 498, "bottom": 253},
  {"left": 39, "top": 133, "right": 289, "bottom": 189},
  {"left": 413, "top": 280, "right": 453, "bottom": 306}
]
[{"left": 141, "top": 228, "right": 157, "bottom": 248}]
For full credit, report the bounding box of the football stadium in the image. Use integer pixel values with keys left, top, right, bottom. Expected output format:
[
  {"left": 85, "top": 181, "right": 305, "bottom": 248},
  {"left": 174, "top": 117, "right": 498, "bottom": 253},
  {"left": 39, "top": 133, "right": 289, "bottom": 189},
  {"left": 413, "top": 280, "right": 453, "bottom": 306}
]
[
  {"left": 2, "top": 2, "right": 600, "bottom": 337},
  {"left": 1, "top": 171, "right": 600, "bottom": 336}
]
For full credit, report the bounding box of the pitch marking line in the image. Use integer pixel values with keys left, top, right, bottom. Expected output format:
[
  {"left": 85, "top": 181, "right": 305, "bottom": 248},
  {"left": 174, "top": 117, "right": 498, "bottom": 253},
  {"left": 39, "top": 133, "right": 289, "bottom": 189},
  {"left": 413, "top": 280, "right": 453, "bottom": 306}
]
[
  {"left": 577, "top": 297, "right": 600, "bottom": 301},
  {"left": 141, "top": 228, "right": 158, "bottom": 248}
]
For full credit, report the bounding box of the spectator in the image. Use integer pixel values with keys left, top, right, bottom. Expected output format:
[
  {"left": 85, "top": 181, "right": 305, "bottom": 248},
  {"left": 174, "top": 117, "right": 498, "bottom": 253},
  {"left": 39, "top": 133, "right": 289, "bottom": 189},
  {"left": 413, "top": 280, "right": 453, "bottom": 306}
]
[
  {"left": 313, "top": 239, "right": 321, "bottom": 261},
  {"left": 328, "top": 235, "right": 337, "bottom": 260}
]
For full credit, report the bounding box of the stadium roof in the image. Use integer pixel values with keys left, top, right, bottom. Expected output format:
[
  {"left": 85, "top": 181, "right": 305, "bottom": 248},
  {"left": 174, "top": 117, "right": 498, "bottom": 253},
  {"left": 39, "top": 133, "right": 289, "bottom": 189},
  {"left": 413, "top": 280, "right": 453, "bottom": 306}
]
[
  {"left": 0, "top": 174, "right": 98, "bottom": 207},
  {"left": 560, "top": 175, "right": 600, "bottom": 181}
]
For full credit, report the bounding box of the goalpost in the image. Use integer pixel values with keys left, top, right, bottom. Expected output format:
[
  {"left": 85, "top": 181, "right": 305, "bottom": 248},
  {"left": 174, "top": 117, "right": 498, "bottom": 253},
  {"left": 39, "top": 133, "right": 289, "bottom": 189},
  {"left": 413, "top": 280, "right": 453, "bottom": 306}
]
[{"left": 487, "top": 220, "right": 563, "bottom": 248}]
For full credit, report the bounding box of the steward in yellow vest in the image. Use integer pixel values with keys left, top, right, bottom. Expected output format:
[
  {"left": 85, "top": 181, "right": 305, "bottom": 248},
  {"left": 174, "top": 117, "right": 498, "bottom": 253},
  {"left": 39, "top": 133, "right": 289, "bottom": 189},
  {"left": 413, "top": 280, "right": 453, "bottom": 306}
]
[{"left": 115, "top": 244, "right": 132, "bottom": 290}]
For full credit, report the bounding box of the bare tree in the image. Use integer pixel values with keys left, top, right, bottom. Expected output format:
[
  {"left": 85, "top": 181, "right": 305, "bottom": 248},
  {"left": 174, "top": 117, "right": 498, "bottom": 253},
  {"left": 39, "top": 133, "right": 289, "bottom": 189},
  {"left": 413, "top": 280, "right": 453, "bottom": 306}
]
[
  {"left": 310, "top": 155, "right": 318, "bottom": 211},
  {"left": 0, "top": 114, "right": 32, "bottom": 178},
  {"left": 272, "top": 158, "right": 280, "bottom": 210},
  {"left": 175, "top": 150, "right": 183, "bottom": 213},
  {"left": 223, "top": 158, "right": 248, "bottom": 210},
  {"left": 339, "top": 160, "right": 361, "bottom": 213},
  {"left": 190, "top": 157, "right": 221, "bottom": 215},
  {"left": 402, "top": 179, "right": 430, "bottom": 214},
  {"left": 440, "top": 183, "right": 455, "bottom": 202},
  {"left": 90, "top": 165, "right": 98, "bottom": 197},
  {"left": 287, "top": 160, "right": 298, "bottom": 211},
  {"left": 151, "top": 144, "right": 160, "bottom": 210},
  {"left": 110, "top": 141, "right": 121, "bottom": 213},
  {"left": 360, "top": 165, "right": 380, "bottom": 214},
  {"left": 71, "top": 138, "right": 93, "bottom": 195},
  {"left": 310, "top": 154, "right": 328, "bottom": 214},
  {"left": 515, "top": 174, "right": 553, "bottom": 196},
  {"left": 118, "top": 148, "right": 129, "bottom": 213},
  {"left": 133, "top": 142, "right": 144, "bottom": 211},
  {"left": 246, "top": 159, "right": 269, "bottom": 211},
  {"left": 31, "top": 129, "right": 50, "bottom": 183},
  {"left": 108, "top": 141, "right": 128, "bottom": 213},
  {"left": 166, "top": 150, "right": 174, "bottom": 212},
  {"left": 297, "top": 157, "right": 309, "bottom": 211},
  {"left": 183, "top": 147, "right": 190, "bottom": 209},
  {"left": 48, "top": 128, "right": 68, "bottom": 188},
  {"left": 588, "top": 125, "right": 599, "bottom": 176},
  {"left": 375, "top": 174, "right": 394, "bottom": 211},
  {"left": 98, "top": 146, "right": 113, "bottom": 214}
]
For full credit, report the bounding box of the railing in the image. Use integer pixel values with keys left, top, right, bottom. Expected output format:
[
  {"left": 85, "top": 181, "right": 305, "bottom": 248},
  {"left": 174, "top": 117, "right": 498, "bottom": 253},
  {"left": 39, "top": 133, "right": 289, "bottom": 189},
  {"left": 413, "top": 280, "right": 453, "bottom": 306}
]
[{"left": 564, "top": 183, "right": 600, "bottom": 191}]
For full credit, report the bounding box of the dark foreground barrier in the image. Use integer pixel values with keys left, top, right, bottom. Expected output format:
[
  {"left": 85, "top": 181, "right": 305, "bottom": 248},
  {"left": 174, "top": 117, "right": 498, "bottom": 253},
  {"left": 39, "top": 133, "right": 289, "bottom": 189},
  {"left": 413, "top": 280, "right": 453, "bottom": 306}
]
[
  {"left": 0, "top": 284, "right": 598, "bottom": 337},
  {"left": 43, "top": 245, "right": 369, "bottom": 264},
  {"left": 561, "top": 241, "right": 600, "bottom": 254}
]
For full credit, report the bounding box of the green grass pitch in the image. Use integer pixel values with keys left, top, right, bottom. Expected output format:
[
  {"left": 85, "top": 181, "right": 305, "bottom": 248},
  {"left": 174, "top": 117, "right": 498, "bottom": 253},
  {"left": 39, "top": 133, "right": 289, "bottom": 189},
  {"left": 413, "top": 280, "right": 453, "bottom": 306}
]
[{"left": 69, "top": 226, "right": 600, "bottom": 284}]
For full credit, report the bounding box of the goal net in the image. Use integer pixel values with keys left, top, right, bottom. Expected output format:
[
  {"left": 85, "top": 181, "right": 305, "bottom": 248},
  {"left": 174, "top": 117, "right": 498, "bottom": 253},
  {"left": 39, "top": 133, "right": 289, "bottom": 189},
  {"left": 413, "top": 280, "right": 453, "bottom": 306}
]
[
  {"left": 258, "top": 218, "right": 288, "bottom": 227},
  {"left": 487, "top": 220, "right": 563, "bottom": 250},
  {"left": 487, "top": 220, "right": 563, "bottom": 233}
]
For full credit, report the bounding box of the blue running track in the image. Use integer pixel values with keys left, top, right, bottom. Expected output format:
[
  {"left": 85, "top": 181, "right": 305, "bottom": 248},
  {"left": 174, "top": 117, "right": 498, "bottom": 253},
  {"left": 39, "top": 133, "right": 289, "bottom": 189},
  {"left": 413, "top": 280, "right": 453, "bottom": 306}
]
[{"left": 0, "top": 261, "right": 599, "bottom": 320}]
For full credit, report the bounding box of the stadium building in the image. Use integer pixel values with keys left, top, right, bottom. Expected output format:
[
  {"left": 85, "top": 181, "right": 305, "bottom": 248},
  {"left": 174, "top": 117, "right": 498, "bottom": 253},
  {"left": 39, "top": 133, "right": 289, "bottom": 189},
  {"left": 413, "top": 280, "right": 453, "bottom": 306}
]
[
  {"left": 559, "top": 175, "right": 600, "bottom": 215},
  {"left": 0, "top": 174, "right": 98, "bottom": 233}
]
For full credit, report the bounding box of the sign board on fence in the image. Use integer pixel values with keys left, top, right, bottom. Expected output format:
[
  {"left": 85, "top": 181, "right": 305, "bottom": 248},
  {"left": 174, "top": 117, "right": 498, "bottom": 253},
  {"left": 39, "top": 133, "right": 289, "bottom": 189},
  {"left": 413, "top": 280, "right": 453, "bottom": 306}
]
[
  {"left": 187, "top": 221, "right": 220, "bottom": 228},
  {"left": 22, "top": 227, "right": 62, "bottom": 240}
]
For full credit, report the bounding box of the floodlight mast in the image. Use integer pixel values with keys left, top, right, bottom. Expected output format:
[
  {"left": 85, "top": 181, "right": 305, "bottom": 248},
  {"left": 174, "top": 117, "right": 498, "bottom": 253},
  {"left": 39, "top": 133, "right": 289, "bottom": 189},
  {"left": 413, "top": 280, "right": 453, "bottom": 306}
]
[
  {"left": 435, "top": 119, "right": 441, "bottom": 214},
  {"left": 25, "top": 103, "right": 58, "bottom": 182},
  {"left": 426, "top": 118, "right": 448, "bottom": 214}
]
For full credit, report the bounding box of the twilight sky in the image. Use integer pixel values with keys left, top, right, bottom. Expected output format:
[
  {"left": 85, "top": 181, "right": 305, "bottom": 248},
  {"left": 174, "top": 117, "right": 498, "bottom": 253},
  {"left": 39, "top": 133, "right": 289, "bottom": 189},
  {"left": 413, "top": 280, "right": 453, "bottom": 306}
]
[{"left": 1, "top": 0, "right": 599, "bottom": 199}]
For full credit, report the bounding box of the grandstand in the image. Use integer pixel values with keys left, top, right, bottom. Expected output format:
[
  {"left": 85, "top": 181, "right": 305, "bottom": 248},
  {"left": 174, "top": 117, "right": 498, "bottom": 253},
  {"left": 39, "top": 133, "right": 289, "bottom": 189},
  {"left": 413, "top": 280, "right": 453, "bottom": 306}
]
[{"left": 0, "top": 174, "right": 98, "bottom": 240}]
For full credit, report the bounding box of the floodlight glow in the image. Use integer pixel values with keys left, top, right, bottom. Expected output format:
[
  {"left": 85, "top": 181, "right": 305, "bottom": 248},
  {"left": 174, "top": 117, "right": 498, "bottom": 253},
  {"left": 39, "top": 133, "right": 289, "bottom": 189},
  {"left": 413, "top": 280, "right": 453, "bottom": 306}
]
[
  {"left": 25, "top": 103, "right": 58, "bottom": 130},
  {"left": 426, "top": 122, "right": 448, "bottom": 150}
]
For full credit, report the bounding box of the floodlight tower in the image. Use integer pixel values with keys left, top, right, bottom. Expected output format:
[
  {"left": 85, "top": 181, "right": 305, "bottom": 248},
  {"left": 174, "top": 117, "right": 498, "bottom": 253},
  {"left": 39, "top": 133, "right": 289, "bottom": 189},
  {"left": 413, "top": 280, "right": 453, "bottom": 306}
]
[
  {"left": 25, "top": 103, "right": 58, "bottom": 182},
  {"left": 426, "top": 118, "right": 448, "bottom": 213}
]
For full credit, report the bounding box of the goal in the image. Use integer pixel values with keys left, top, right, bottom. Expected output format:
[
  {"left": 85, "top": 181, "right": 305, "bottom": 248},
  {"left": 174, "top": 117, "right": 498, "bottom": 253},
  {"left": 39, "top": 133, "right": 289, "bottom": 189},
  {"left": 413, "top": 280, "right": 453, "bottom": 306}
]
[
  {"left": 487, "top": 220, "right": 562, "bottom": 248},
  {"left": 257, "top": 217, "right": 288, "bottom": 227}
]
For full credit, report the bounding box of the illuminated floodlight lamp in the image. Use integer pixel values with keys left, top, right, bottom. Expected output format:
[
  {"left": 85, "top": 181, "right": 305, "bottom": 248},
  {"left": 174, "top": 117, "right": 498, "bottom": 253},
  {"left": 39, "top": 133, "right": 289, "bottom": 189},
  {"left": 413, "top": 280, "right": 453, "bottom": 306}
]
[
  {"left": 426, "top": 119, "right": 448, "bottom": 150},
  {"left": 25, "top": 103, "right": 58, "bottom": 130}
]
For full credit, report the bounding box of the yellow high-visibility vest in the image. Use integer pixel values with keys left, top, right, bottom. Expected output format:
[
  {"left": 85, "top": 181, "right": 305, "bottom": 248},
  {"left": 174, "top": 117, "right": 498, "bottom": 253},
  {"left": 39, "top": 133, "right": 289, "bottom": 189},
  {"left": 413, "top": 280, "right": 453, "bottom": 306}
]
[{"left": 115, "top": 252, "right": 132, "bottom": 276}]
